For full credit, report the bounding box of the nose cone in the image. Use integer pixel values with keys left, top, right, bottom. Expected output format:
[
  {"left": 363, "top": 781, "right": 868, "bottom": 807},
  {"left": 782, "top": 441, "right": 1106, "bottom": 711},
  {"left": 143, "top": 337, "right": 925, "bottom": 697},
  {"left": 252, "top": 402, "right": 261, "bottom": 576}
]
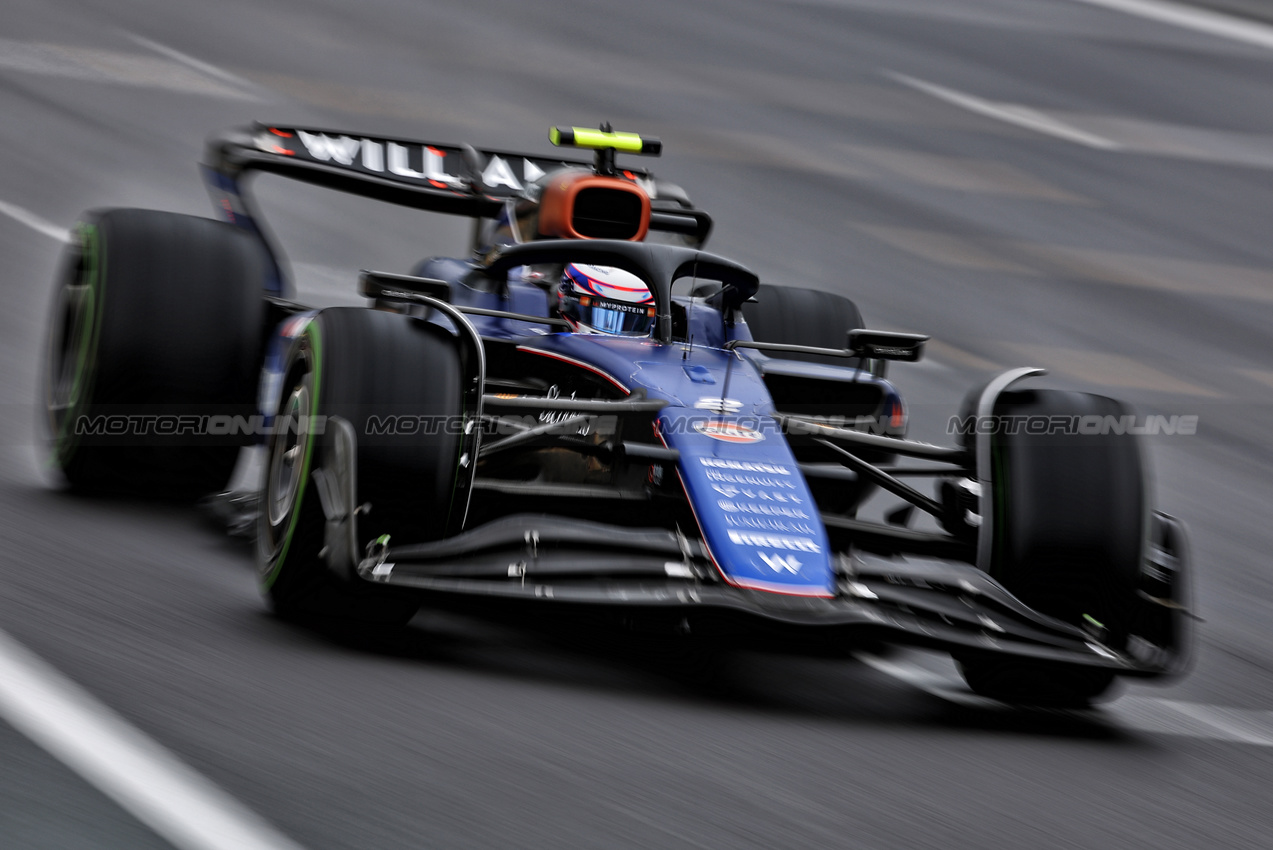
[{"left": 659, "top": 410, "right": 834, "bottom": 597}]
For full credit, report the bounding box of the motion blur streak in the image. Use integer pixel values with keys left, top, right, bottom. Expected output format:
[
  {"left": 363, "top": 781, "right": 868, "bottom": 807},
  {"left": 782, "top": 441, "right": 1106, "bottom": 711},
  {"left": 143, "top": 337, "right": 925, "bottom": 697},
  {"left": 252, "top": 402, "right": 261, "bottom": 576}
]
[
  {"left": 1068, "top": 0, "right": 1273, "bottom": 48},
  {"left": 0, "top": 198, "right": 69, "bottom": 242},
  {"left": 4, "top": 0, "right": 1273, "bottom": 848},
  {"left": 122, "top": 32, "right": 262, "bottom": 93},
  {"left": 0, "top": 628, "right": 308, "bottom": 850},
  {"left": 886, "top": 72, "right": 1123, "bottom": 149}
]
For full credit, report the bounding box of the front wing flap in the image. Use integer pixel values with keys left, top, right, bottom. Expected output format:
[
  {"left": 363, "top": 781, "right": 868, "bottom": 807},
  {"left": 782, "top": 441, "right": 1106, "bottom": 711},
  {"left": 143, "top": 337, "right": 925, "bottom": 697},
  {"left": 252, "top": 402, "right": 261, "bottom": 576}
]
[{"left": 356, "top": 515, "right": 1188, "bottom": 676}]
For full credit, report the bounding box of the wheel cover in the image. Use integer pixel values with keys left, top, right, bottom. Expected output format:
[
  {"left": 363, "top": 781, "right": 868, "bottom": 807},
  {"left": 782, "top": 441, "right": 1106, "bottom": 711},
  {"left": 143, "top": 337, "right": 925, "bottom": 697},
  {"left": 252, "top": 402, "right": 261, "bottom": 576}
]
[
  {"left": 258, "top": 330, "right": 322, "bottom": 588},
  {"left": 48, "top": 281, "right": 94, "bottom": 418},
  {"left": 45, "top": 227, "right": 101, "bottom": 459},
  {"left": 266, "top": 381, "right": 311, "bottom": 527}
]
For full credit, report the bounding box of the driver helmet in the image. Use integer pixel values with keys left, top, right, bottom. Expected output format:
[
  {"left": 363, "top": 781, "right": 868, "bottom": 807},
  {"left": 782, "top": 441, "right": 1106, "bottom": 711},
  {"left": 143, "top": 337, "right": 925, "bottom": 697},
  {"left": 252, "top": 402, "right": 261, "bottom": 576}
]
[{"left": 558, "top": 263, "right": 656, "bottom": 336}]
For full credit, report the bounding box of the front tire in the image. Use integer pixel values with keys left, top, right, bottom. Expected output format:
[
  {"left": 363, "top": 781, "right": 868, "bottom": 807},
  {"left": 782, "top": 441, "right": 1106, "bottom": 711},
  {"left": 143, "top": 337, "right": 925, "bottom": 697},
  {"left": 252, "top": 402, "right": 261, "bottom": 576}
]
[
  {"left": 957, "top": 389, "right": 1146, "bottom": 706},
  {"left": 257, "top": 307, "right": 468, "bottom": 625}
]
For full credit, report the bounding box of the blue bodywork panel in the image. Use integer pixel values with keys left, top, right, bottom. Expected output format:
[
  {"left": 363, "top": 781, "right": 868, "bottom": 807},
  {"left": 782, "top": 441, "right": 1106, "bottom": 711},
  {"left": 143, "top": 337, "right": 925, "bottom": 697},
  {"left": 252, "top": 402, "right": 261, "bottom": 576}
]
[
  {"left": 671, "top": 431, "right": 832, "bottom": 596},
  {"left": 514, "top": 334, "right": 836, "bottom": 595},
  {"left": 256, "top": 255, "right": 897, "bottom": 598}
]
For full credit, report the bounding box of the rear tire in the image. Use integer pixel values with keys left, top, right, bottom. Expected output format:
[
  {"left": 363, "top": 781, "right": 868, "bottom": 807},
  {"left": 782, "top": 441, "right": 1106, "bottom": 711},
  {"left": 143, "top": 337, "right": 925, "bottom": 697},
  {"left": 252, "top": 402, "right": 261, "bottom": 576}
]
[
  {"left": 958, "top": 390, "right": 1146, "bottom": 706},
  {"left": 740, "top": 284, "right": 864, "bottom": 366},
  {"left": 257, "top": 308, "right": 467, "bottom": 626},
  {"left": 43, "top": 209, "right": 266, "bottom": 497},
  {"left": 741, "top": 283, "right": 877, "bottom": 514}
]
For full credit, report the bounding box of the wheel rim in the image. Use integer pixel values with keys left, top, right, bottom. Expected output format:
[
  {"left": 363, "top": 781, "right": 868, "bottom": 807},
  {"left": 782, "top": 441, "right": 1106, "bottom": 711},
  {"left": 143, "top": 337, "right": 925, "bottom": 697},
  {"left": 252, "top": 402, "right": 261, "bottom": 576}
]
[
  {"left": 45, "top": 234, "right": 98, "bottom": 450},
  {"left": 266, "top": 373, "right": 312, "bottom": 528}
]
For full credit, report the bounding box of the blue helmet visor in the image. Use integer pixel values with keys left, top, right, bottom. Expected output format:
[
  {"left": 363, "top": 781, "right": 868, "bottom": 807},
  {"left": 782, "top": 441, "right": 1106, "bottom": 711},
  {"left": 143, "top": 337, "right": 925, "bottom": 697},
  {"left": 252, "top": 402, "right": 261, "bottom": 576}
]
[{"left": 575, "top": 297, "right": 656, "bottom": 336}]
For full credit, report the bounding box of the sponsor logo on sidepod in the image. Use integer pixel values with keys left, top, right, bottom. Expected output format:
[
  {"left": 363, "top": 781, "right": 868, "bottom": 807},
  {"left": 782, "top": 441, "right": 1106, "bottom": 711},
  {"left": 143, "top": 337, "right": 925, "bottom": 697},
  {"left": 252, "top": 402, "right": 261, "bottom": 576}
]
[{"left": 694, "top": 420, "right": 764, "bottom": 444}]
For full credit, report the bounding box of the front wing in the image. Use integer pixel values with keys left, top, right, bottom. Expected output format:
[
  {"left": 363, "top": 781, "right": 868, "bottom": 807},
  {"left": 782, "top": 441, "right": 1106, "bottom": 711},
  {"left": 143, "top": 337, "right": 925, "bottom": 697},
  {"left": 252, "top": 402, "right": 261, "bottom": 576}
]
[{"left": 355, "top": 515, "right": 1190, "bottom": 677}]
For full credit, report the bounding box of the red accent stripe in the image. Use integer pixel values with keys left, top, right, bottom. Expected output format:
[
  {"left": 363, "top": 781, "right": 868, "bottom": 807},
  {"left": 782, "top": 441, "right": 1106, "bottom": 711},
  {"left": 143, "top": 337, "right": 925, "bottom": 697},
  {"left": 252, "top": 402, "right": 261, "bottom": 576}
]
[
  {"left": 582, "top": 276, "right": 648, "bottom": 294},
  {"left": 731, "top": 576, "right": 835, "bottom": 598},
  {"left": 515, "top": 347, "right": 630, "bottom": 393}
]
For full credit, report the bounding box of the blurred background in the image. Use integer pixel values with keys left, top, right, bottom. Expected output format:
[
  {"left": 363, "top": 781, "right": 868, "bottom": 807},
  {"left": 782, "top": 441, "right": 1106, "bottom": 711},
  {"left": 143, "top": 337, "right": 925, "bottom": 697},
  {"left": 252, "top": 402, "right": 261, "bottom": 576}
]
[{"left": 3, "top": 0, "right": 1273, "bottom": 847}]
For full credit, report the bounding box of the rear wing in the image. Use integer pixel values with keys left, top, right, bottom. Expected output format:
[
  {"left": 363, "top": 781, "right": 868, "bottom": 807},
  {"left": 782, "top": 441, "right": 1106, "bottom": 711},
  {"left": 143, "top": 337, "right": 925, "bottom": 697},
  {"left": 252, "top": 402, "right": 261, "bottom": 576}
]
[
  {"left": 202, "top": 124, "right": 713, "bottom": 294},
  {"left": 204, "top": 124, "right": 614, "bottom": 215}
]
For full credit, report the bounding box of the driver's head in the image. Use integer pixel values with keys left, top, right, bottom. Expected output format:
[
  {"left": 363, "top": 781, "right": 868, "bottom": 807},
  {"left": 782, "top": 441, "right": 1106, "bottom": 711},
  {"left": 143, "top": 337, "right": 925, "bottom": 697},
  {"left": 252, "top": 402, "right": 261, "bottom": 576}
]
[{"left": 557, "top": 263, "right": 656, "bottom": 336}]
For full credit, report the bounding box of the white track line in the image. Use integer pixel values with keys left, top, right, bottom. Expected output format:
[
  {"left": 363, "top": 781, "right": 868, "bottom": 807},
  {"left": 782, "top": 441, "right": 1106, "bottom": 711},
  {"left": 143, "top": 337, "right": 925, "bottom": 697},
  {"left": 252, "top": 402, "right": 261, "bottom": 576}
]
[
  {"left": 0, "top": 627, "right": 308, "bottom": 850},
  {"left": 855, "top": 652, "right": 1000, "bottom": 708},
  {"left": 123, "top": 32, "right": 262, "bottom": 94},
  {"left": 1068, "top": 0, "right": 1273, "bottom": 50},
  {"left": 859, "top": 650, "right": 1273, "bottom": 746},
  {"left": 1156, "top": 699, "right": 1273, "bottom": 746},
  {"left": 0, "top": 198, "right": 70, "bottom": 242},
  {"left": 885, "top": 72, "right": 1122, "bottom": 150}
]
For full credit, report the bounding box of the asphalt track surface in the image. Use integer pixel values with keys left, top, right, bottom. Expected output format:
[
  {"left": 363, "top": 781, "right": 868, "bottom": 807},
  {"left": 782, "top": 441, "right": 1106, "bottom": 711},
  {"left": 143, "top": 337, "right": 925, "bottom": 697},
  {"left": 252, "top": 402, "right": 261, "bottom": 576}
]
[{"left": 4, "top": 0, "right": 1273, "bottom": 847}]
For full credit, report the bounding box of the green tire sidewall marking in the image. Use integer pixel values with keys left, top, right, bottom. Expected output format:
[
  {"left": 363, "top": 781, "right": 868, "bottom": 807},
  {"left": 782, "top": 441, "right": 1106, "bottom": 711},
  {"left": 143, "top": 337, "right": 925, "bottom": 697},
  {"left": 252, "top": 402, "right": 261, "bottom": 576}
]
[
  {"left": 263, "top": 321, "right": 323, "bottom": 590},
  {"left": 53, "top": 223, "right": 104, "bottom": 464}
]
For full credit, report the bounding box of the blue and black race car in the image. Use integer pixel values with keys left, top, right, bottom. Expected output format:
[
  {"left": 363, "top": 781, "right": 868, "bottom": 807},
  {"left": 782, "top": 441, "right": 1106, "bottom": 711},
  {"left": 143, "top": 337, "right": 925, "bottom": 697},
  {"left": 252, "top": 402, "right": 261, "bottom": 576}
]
[{"left": 42, "top": 123, "right": 1193, "bottom": 706}]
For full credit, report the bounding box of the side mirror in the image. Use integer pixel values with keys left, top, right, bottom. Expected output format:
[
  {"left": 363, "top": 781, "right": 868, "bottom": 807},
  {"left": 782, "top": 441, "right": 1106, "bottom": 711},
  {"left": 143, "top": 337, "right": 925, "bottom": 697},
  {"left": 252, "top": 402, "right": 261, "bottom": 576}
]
[
  {"left": 847, "top": 329, "right": 928, "bottom": 362},
  {"left": 359, "top": 270, "right": 451, "bottom": 304}
]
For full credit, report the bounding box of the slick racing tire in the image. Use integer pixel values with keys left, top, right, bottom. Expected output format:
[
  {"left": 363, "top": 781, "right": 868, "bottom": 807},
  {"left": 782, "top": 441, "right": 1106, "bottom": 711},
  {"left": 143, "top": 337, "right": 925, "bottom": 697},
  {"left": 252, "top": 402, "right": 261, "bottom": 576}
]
[
  {"left": 741, "top": 283, "right": 876, "bottom": 514},
  {"left": 957, "top": 390, "right": 1146, "bottom": 707},
  {"left": 43, "top": 209, "right": 266, "bottom": 497},
  {"left": 740, "top": 284, "right": 864, "bottom": 366},
  {"left": 258, "top": 307, "right": 468, "bottom": 626}
]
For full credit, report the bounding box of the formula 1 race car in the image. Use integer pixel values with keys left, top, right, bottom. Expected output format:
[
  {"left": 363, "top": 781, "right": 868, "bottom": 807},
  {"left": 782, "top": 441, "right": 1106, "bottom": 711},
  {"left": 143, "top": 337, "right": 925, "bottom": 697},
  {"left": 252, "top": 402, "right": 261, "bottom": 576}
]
[{"left": 41, "top": 122, "right": 1193, "bottom": 706}]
